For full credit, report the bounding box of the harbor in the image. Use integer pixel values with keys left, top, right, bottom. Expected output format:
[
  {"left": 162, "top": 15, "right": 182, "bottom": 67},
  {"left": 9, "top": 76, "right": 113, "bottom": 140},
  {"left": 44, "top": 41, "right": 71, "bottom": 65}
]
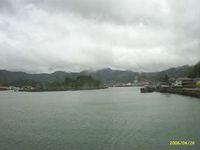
[{"left": 140, "top": 77, "right": 200, "bottom": 98}]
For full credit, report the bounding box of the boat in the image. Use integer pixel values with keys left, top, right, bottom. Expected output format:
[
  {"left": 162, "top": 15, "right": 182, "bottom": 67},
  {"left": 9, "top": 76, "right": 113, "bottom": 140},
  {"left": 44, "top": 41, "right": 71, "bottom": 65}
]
[{"left": 140, "top": 86, "right": 155, "bottom": 93}]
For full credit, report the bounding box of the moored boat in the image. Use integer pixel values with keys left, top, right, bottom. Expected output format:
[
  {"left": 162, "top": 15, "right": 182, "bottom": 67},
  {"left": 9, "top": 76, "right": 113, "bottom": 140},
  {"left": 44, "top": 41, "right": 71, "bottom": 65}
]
[{"left": 140, "top": 86, "right": 155, "bottom": 93}]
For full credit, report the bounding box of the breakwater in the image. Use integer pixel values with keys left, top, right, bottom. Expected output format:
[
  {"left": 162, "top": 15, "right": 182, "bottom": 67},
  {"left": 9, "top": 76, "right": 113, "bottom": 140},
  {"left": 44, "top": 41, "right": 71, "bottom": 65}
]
[
  {"left": 140, "top": 86, "right": 200, "bottom": 98},
  {"left": 167, "top": 88, "right": 200, "bottom": 98}
]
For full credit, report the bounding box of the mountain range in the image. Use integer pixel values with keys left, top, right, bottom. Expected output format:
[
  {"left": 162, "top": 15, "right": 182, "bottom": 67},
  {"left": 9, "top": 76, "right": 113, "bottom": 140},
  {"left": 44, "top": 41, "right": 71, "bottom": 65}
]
[{"left": 0, "top": 65, "right": 192, "bottom": 86}]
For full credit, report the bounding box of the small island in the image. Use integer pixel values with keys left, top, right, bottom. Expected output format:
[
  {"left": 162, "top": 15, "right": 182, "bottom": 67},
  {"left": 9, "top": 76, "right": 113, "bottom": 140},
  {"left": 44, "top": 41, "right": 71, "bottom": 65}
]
[{"left": 19, "top": 75, "right": 107, "bottom": 92}]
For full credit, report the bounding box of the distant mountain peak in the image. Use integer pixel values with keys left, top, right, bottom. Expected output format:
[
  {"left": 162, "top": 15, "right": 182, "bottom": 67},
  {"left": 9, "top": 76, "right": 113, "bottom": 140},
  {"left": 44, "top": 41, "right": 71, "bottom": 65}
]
[{"left": 99, "top": 67, "right": 112, "bottom": 71}]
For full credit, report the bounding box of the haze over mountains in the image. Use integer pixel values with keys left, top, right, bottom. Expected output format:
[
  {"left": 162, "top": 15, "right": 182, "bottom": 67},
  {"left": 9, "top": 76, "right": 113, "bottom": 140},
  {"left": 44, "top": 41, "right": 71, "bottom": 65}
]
[{"left": 0, "top": 65, "right": 191, "bottom": 86}]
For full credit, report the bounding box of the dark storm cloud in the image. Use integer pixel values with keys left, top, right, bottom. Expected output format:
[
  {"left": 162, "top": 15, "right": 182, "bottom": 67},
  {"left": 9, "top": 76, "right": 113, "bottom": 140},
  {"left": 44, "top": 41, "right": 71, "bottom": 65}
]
[{"left": 0, "top": 0, "right": 200, "bottom": 72}]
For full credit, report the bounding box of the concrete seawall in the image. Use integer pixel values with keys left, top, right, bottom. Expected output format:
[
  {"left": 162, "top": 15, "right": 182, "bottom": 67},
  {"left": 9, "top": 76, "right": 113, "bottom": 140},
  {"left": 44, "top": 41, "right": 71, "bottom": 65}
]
[{"left": 167, "top": 88, "right": 200, "bottom": 98}]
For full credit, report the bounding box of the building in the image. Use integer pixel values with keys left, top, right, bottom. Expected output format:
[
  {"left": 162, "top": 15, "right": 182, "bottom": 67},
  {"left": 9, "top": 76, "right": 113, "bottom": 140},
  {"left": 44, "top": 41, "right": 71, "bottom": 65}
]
[
  {"left": 193, "top": 78, "right": 200, "bottom": 83},
  {"left": 175, "top": 78, "right": 195, "bottom": 88},
  {"left": 20, "top": 86, "right": 35, "bottom": 91},
  {"left": 0, "top": 86, "right": 9, "bottom": 91}
]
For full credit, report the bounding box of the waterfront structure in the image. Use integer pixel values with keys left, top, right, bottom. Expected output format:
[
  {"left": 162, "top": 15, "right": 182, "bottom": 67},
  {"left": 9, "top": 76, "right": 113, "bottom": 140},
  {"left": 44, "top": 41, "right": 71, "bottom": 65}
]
[
  {"left": 20, "top": 86, "right": 35, "bottom": 91},
  {"left": 140, "top": 85, "right": 155, "bottom": 93},
  {"left": 174, "top": 78, "right": 195, "bottom": 88},
  {"left": 0, "top": 86, "right": 9, "bottom": 91}
]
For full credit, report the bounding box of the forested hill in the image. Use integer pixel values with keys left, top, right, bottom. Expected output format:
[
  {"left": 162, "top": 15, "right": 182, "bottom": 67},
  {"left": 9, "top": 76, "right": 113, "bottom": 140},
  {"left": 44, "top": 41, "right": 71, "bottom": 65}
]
[
  {"left": 0, "top": 70, "right": 69, "bottom": 85},
  {"left": 0, "top": 68, "right": 138, "bottom": 86}
]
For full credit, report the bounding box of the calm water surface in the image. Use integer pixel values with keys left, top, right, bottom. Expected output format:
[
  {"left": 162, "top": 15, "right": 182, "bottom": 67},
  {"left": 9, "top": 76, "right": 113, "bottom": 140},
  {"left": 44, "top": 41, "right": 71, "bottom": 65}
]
[{"left": 0, "top": 87, "right": 200, "bottom": 150}]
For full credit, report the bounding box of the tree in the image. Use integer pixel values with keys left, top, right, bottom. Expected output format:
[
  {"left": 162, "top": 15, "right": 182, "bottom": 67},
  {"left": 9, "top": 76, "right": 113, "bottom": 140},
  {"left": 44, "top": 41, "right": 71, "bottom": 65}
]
[
  {"left": 163, "top": 74, "right": 169, "bottom": 82},
  {"left": 65, "top": 77, "right": 72, "bottom": 85},
  {"left": 196, "top": 81, "right": 200, "bottom": 88},
  {"left": 138, "top": 72, "right": 146, "bottom": 82},
  {"left": 64, "top": 75, "right": 101, "bottom": 89},
  {"left": 158, "top": 74, "right": 169, "bottom": 82},
  {"left": 188, "top": 62, "right": 200, "bottom": 78}
]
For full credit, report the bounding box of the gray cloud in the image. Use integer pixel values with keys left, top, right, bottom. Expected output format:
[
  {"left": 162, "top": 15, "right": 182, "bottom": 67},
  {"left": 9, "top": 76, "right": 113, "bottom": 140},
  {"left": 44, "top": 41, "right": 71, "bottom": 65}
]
[
  {"left": 0, "top": 0, "right": 14, "bottom": 14},
  {"left": 0, "top": 0, "right": 200, "bottom": 73},
  {"left": 26, "top": 0, "right": 170, "bottom": 26}
]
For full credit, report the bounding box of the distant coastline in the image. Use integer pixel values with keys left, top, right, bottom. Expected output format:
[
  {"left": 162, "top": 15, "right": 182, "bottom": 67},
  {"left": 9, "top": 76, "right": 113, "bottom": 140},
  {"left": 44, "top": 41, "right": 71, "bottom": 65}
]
[
  {"left": 19, "top": 86, "right": 108, "bottom": 92},
  {"left": 0, "top": 61, "right": 200, "bottom": 93}
]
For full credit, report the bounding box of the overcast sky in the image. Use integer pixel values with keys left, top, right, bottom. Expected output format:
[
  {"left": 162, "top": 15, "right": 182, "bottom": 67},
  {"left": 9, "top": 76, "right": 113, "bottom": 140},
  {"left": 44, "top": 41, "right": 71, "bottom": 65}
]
[{"left": 0, "top": 0, "right": 200, "bottom": 73}]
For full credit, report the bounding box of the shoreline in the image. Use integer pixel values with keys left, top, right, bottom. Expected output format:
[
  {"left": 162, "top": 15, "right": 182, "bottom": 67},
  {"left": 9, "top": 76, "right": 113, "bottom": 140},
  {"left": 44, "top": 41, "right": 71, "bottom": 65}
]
[
  {"left": 140, "top": 86, "right": 200, "bottom": 98},
  {"left": 18, "top": 86, "right": 108, "bottom": 92}
]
